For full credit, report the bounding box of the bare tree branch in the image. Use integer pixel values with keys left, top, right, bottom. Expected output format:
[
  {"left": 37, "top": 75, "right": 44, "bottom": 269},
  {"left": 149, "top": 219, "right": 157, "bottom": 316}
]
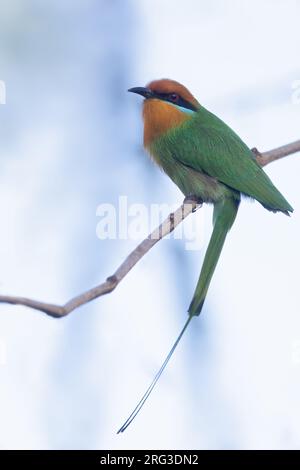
[
  {"left": 0, "top": 203, "right": 198, "bottom": 317},
  {"left": 0, "top": 139, "right": 299, "bottom": 318},
  {"left": 252, "top": 139, "right": 300, "bottom": 167}
]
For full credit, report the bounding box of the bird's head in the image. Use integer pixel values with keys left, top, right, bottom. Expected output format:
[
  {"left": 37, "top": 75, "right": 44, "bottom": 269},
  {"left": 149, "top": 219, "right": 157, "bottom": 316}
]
[
  {"left": 128, "top": 79, "right": 200, "bottom": 113},
  {"left": 128, "top": 79, "right": 200, "bottom": 147}
]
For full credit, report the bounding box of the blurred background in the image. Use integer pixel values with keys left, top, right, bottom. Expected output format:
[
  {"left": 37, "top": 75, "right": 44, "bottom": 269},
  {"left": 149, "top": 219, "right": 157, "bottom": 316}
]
[{"left": 0, "top": 0, "right": 299, "bottom": 450}]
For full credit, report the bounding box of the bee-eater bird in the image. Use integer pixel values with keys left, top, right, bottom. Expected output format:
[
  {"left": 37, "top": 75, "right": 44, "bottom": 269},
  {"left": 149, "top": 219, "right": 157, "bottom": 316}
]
[{"left": 118, "top": 79, "right": 293, "bottom": 433}]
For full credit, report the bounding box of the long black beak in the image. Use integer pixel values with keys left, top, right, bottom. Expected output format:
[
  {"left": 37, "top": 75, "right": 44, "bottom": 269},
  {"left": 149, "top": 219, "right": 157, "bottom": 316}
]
[{"left": 128, "top": 87, "right": 154, "bottom": 99}]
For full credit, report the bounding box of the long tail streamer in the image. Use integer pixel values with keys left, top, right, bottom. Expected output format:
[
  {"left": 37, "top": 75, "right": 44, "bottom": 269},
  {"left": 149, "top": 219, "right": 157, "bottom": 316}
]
[{"left": 117, "top": 315, "right": 194, "bottom": 433}]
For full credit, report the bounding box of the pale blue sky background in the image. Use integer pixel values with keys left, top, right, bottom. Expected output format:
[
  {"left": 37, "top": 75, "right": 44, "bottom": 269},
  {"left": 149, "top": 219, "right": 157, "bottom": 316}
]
[{"left": 0, "top": 0, "right": 299, "bottom": 450}]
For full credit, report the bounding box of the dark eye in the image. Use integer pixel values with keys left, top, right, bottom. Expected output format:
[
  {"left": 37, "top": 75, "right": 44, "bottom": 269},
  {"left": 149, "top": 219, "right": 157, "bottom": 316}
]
[{"left": 169, "top": 93, "right": 179, "bottom": 103}]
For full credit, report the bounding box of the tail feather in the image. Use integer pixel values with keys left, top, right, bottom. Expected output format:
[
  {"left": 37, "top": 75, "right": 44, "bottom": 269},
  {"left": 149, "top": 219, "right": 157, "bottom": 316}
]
[
  {"left": 117, "top": 315, "right": 193, "bottom": 433},
  {"left": 118, "top": 197, "right": 239, "bottom": 433},
  {"left": 188, "top": 197, "right": 240, "bottom": 316}
]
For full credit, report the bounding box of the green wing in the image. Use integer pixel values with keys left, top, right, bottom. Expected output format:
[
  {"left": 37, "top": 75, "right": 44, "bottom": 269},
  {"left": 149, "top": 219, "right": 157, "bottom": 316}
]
[{"left": 166, "top": 106, "right": 293, "bottom": 214}]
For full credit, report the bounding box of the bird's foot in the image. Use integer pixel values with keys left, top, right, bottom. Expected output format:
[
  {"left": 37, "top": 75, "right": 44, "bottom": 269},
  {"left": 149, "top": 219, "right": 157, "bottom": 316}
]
[{"left": 183, "top": 195, "right": 203, "bottom": 212}]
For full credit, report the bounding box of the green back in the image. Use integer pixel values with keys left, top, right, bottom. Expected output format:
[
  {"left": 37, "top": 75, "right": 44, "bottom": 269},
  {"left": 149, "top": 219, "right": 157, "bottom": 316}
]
[{"left": 151, "top": 106, "right": 293, "bottom": 214}]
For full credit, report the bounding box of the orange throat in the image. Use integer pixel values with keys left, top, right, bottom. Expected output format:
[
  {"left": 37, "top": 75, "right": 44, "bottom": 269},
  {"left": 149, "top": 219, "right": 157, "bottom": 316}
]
[{"left": 143, "top": 99, "right": 191, "bottom": 148}]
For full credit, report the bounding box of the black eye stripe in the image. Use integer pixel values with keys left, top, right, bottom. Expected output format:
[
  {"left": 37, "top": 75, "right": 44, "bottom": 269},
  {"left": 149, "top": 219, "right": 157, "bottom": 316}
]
[{"left": 153, "top": 92, "right": 198, "bottom": 112}]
